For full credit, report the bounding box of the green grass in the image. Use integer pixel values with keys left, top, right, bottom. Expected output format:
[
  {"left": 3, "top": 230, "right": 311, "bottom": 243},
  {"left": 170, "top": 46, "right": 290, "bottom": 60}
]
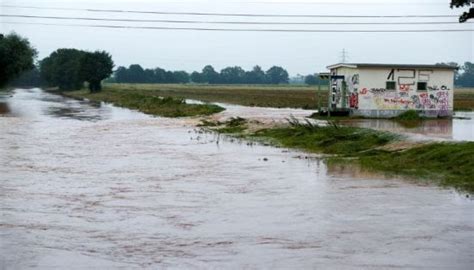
[
  {"left": 395, "top": 110, "right": 422, "bottom": 121},
  {"left": 62, "top": 88, "right": 225, "bottom": 117},
  {"left": 358, "top": 142, "right": 474, "bottom": 193},
  {"left": 251, "top": 119, "right": 397, "bottom": 155}
]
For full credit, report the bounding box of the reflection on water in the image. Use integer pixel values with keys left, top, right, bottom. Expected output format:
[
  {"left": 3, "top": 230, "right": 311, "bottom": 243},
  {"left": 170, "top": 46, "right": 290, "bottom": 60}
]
[
  {"left": 334, "top": 112, "right": 474, "bottom": 141},
  {"left": 341, "top": 118, "right": 456, "bottom": 140},
  {"left": 0, "top": 102, "right": 10, "bottom": 115},
  {"left": 1, "top": 88, "right": 473, "bottom": 269}
]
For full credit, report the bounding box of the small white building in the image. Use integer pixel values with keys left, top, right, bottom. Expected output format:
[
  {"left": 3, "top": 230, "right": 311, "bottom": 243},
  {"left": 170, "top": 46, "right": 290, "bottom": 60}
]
[{"left": 326, "top": 63, "right": 457, "bottom": 118}]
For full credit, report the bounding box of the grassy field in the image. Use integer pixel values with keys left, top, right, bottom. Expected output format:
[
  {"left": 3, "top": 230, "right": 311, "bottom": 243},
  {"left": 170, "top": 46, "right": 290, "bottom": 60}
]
[
  {"left": 61, "top": 88, "right": 224, "bottom": 117},
  {"left": 105, "top": 83, "right": 329, "bottom": 109},
  {"left": 454, "top": 88, "right": 474, "bottom": 111},
  {"left": 105, "top": 83, "right": 474, "bottom": 111},
  {"left": 203, "top": 118, "right": 474, "bottom": 193}
]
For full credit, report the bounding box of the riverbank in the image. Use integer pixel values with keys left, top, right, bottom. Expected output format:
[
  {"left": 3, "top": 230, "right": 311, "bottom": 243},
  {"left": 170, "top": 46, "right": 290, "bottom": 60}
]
[
  {"left": 201, "top": 117, "right": 474, "bottom": 193},
  {"left": 59, "top": 88, "right": 225, "bottom": 117}
]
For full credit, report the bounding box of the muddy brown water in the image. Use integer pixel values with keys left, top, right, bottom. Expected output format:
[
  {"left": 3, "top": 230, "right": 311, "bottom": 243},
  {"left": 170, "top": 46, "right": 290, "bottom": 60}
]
[{"left": 1, "top": 88, "right": 473, "bottom": 269}]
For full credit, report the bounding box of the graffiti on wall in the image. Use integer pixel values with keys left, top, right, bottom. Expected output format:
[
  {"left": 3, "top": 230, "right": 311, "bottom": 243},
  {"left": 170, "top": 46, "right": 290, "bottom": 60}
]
[
  {"left": 365, "top": 69, "right": 451, "bottom": 113},
  {"left": 330, "top": 75, "right": 345, "bottom": 109},
  {"left": 349, "top": 74, "right": 360, "bottom": 109}
]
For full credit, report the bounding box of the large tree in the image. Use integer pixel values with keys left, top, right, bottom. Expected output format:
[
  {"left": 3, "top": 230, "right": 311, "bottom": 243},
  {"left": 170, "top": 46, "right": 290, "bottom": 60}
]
[
  {"left": 219, "top": 66, "right": 246, "bottom": 84},
  {"left": 40, "top": 48, "right": 85, "bottom": 90},
  {"left": 265, "top": 66, "right": 289, "bottom": 84},
  {"left": 245, "top": 65, "right": 266, "bottom": 84},
  {"left": 457, "top": 62, "right": 474, "bottom": 87},
  {"left": 451, "top": 0, "right": 474, "bottom": 22},
  {"left": 201, "top": 65, "right": 220, "bottom": 84},
  {"left": 304, "top": 74, "right": 318, "bottom": 85},
  {"left": 0, "top": 33, "right": 37, "bottom": 88},
  {"left": 80, "top": 51, "right": 114, "bottom": 92}
]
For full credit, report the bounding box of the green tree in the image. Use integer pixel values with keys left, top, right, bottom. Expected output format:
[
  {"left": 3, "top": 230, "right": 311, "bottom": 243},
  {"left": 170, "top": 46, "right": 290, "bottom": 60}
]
[
  {"left": 304, "top": 74, "right": 318, "bottom": 85},
  {"left": 245, "top": 65, "right": 266, "bottom": 84},
  {"left": 451, "top": 0, "right": 473, "bottom": 22},
  {"left": 265, "top": 66, "right": 289, "bottom": 84},
  {"left": 9, "top": 66, "right": 43, "bottom": 87},
  {"left": 220, "top": 66, "right": 246, "bottom": 84},
  {"left": 202, "top": 65, "right": 220, "bottom": 84},
  {"left": 0, "top": 33, "right": 37, "bottom": 88},
  {"left": 40, "top": 49, "right": 85, "bottom": 90},
  {"left": 114, "top": 66, "right": 128, "bottom": 83},
  {"left": 190, "top": 71, "right": 204, "bottom": 83},
  {"left": 172, "top": 71, "right": 190, "bottom": 83},
  {"left": 457, "top": 62, "right": 474, "bottom": 87},
  {"left": 127, "top": 64, "right": 146, "bottom": 83},
  {"left": 80, "top": 51, "right": 114, "bottom": 92}
]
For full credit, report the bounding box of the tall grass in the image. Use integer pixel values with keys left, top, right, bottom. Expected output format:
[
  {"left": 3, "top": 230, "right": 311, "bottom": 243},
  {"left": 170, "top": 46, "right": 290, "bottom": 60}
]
[
  {"left": 63, "top": 88, "right": 225, "bottom": 117},
  {"left": 252, "top": 118, "right": 396, "bottom": 155}
]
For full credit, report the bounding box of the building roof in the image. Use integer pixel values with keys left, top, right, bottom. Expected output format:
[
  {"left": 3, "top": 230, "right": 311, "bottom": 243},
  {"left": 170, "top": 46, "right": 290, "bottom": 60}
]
[{"left": 327, "top": 63, "right": 458, "bottom": 70}]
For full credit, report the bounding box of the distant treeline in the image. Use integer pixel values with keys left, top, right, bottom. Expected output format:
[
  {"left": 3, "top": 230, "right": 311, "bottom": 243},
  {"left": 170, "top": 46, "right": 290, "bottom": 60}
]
[
  {"left": 455, "top": 62, "right": 474, "bottom": 87},
  {"left": 6, "top": 47, "right": 474, "bottom": 89},
  {"left": 112, "top": 64, "right": 292, "bottom": 85}
]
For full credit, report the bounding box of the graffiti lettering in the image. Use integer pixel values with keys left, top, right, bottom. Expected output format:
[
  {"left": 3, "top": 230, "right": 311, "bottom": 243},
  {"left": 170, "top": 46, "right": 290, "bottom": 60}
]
[
  {"left": 350, "top": 92, "right": 359, "bottom": 109},
  {"left": 399, "top": 84, "right": 411, "bottom": 92},
  {"left": 428, "top": 85, "right": 450, "bottom": 91},
  {"left": 369, "top": 88, "right": 387, "bottom": 95},
  {"left": 351, "top": 74, "right": 359, "bottom": 85}
]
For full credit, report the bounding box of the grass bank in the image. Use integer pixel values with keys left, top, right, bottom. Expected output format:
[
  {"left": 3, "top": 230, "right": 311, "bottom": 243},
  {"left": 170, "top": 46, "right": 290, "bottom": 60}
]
[
  {"left": 62, "top": 87, "right": 225, "bottom": 117},
  {"left": 105, "top": 83, "right": 474, "bottom": 111},
  {"left": 202, "top": 118, "right": 474, "bottom": 193}
]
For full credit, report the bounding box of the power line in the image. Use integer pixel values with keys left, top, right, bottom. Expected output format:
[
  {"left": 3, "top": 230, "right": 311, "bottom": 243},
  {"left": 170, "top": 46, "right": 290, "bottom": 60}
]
[
  {"left": 0, "top": 5, "right": 459, "bottom": 18},
  {"left": 3, "top": 21, "right": 474, "bottom": 32},
  {"left": 1, "top": 14, "right": 471, "bottom": 25}
]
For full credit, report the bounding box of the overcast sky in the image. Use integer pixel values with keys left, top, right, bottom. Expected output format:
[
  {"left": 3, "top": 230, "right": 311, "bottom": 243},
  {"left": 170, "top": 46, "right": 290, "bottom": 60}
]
[{"left": 1, "top": 0, "right": 473, "bottom": 75}]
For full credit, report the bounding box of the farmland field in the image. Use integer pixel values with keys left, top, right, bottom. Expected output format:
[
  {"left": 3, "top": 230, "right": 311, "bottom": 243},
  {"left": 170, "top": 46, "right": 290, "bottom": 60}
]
[
  {"left": 105, "top": 83, "right": 474, "bottom": 111},
  {"left": 104, "top": 83, "right": 329, "bottom": 109}
]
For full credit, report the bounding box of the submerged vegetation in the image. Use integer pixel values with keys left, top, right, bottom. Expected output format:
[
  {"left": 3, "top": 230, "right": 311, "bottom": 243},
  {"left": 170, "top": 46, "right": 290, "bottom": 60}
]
[
  {"left": 252, "top": 118, "right": 397, "bottom": 155},
  {"left": 62, "top": 87, "right": 224, "bottom": 117},
  {"left": 359, "top": 142, "right": 474, "bottom": 193},
  {"left": 203, "top": 117, "right": 474, "bottom": 193}
]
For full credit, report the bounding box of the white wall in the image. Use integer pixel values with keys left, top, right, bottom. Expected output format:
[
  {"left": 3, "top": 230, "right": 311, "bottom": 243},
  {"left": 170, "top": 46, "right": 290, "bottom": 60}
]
[{"left": 330, "top": 66, "right": 454, "bottom": 116}]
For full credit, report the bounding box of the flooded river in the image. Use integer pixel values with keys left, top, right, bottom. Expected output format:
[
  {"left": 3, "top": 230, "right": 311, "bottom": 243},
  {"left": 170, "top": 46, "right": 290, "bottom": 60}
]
[{"left": 1, "top": 88, "right": 473, "bottom": 269}]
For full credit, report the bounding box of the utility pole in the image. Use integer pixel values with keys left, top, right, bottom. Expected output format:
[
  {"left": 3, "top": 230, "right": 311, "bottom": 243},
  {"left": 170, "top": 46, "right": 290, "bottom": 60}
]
[{"left": 341, "top": 48, "right": 349, "bottom": 63}]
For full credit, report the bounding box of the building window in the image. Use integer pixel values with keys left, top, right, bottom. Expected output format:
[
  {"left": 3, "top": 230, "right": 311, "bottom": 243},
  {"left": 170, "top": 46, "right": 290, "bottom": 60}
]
[
  {"left": 417, "top": 82, "right": 428, "bottom": 91},
  {"left": 386, "top": 81, "right": 396, "bottom": 90}
]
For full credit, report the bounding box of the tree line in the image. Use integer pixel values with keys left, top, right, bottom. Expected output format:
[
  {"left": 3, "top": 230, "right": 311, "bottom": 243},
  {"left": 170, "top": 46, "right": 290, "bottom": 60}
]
[
  {"left": 3, "top": 32, "right": 474, "bottom": 90},
  {"left": 113, "top": 64, "right": 291, "bottom": 85}
]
